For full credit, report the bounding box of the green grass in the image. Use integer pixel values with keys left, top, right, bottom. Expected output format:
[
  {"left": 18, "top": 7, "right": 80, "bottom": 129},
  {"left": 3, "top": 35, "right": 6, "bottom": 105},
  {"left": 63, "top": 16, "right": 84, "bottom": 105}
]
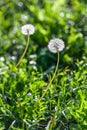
[{"left": 0, "top": 57, "right": 87, "bottom": 129}]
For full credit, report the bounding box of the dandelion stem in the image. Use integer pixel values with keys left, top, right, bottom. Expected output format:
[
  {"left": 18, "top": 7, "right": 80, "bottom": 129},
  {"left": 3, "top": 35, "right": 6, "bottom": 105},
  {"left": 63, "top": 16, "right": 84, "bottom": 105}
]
[
  {"left": 16, "top": 34, "right": 30, "bottom": 68},
  {"left": 39, "top": 51, "right": 59, "bottom": 102}
]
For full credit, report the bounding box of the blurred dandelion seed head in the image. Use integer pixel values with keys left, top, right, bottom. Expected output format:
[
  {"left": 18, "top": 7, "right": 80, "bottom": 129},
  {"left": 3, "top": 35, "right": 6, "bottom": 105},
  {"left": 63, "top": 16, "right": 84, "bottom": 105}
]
[
  {"left": 48, "top": 38, "right": 65, "bottom": 53},
  {"left": 21, "top": 15, "right": 28, "bottom": 21},
  {"left": 21, "top": 24, "right": 35, "bottom": 35}
]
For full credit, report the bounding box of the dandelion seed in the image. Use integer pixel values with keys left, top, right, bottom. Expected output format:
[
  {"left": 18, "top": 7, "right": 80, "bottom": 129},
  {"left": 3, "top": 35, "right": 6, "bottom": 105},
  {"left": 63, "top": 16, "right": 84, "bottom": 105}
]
[
  {"left": 48, "top": 38, "right": 65, "bottom": 53},
  {"left": 21, "top": 24, "right": 35, "bottom": 35}
]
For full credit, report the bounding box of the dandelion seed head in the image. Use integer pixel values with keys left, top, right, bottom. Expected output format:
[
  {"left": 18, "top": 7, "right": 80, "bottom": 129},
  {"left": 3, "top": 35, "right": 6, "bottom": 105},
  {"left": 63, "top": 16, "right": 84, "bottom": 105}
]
[
  {"left": 21, "top": 15, "right": 28, "bottom": 21},
  {"left": 48, "top": 38, "right": 65, "bottom": 53},
  {"left": 0, "top": 57, "right": 5, "bottom": 62},
  {"left": 29, "top": 60, "right": 36, "bottom": 65},
  {"left": 18, "top": 2, "right": 23, "bottom": 7},
  {"left": 21, "top": 24, "right": 35, "bottom": 35}
]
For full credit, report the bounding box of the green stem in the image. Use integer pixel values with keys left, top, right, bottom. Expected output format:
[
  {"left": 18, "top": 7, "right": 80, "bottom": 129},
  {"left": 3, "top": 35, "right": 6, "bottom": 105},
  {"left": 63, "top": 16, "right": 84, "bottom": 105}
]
[
  {"left": 16, "top": 34, "right": 30, "bottom": 68},
  {"left": 39, "top": 51, "right": 59, "bottom": 102}
]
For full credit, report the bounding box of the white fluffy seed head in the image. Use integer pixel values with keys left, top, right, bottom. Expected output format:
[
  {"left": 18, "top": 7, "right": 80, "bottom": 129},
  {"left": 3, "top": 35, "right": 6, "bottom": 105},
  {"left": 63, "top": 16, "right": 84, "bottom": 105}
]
[
  {"left": 21, "top": 24, "right": 35, "bottom": 35},
  {"left": 48, "top": 38, "right": 65, "bottom": 53}
]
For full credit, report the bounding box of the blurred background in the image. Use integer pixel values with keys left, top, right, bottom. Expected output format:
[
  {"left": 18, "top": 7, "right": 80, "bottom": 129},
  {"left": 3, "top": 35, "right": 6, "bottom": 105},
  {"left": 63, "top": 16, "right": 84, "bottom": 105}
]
[{"left": 0, "top": 0, "right": 87, "bottom": 71}]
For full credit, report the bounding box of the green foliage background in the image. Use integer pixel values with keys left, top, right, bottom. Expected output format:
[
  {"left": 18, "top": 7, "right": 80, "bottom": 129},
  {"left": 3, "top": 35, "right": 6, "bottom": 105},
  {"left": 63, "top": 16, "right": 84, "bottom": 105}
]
[{"left": 0, "top": 0, "right": 87, "bottom": 129}]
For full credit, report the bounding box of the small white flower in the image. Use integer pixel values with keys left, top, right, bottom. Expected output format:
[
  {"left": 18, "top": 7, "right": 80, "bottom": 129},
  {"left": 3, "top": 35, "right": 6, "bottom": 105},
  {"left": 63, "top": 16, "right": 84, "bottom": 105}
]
[
  {"left": 0, "top": 57, "right": 5, "bottom": 62},
  {"left": 29, "top": 60, "right": 36, "bottom": 65},
  {"left": 21, "top": 24, "right": 35, "bottom": 35},
  {"left": 48, "top": 38, "right": 65, "bottom": 53},
  {"left": 21, "top": 15, "right": 28, "bottom": 21}
]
